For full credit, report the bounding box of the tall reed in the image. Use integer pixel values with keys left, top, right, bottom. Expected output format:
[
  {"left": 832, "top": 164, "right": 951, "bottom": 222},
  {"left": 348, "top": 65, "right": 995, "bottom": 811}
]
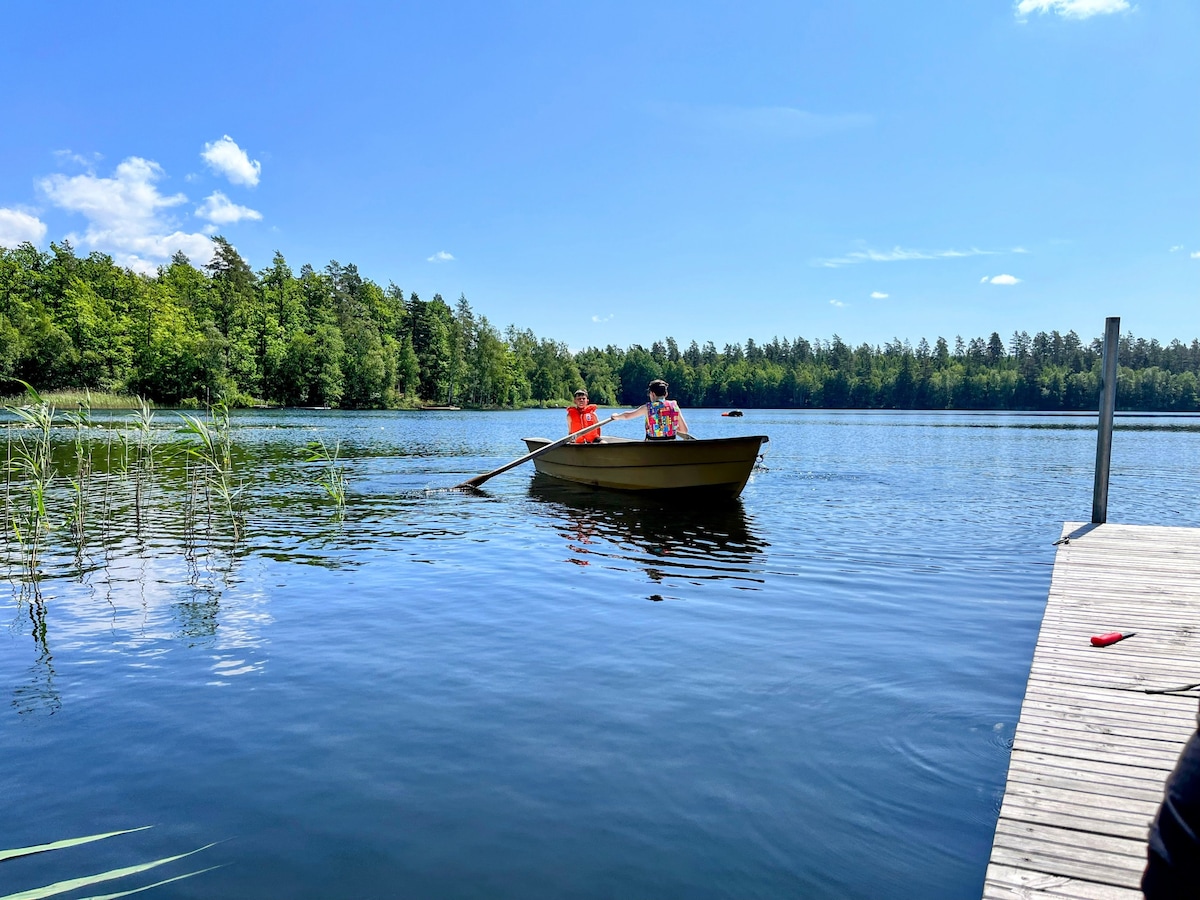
[
  {"left": 130, "top": 396, "right": 156, "bottom": 533},
  {"left": 176, "top": 403, "right": 243, "bottom": 542},
  {"left": 306, "top": 437, "right": 348, "bottom": 515},
  {"left": 61, "top": 392, "right": 94, "bottom": 556},
  {"left": 5, "top": 383, "right": 56, "bottom": 582}
]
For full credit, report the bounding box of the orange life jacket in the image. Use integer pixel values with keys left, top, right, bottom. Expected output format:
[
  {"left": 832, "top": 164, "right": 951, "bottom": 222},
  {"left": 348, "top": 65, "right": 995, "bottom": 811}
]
[{"left": 567, "top": 404, "right": 601, "bottom": 443}]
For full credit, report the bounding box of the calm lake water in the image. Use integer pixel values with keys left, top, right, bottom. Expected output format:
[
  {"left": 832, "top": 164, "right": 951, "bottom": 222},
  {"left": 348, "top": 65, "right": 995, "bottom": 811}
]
[{"left": 3, "top": 409, "right": 1199, "bottom": 899}]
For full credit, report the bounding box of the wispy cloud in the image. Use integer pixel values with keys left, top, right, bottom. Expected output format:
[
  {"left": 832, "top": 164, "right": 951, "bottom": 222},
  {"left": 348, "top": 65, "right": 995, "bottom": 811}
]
[
  {"left": 0, "top": 208, "right": 47, "bottom": 248},
  {"left": 201, "top": 135, "right": 261, "bottom": 187},
  {"left": 1191, "top": 252, "right": 1200, "bottom": 260},
  {"left": 1015, "top": 0, "right": 1131, "bottom": 20},
  {"left": 814, "top": 244, "right": 1005, "bottom": 268},
  {"left": 982, "top": 274, "right": 1022, "bottom": 285},
  {"left": 52, "top": 149, "right": 100, "bottom": 169},
  {"left": 1169, "top": 245, "right": 1183, "bottom": 252},
  {"left": 870, "top": 291, "right": 889, "bottom": 299},
  {"left": 591, "top": 314, "right": 614, "bottom": 323},
  {"left": 38, "top": 156, "right": 214, "bottom": 273},
  {"left": 196, "top": 191, "right": 262, "bottom": 225},
  {"left": 427, "top": 250, "right": 454, "bottom": 263},
  {"left": 829, "top": 299, "right": 846, "bottom": 308}
]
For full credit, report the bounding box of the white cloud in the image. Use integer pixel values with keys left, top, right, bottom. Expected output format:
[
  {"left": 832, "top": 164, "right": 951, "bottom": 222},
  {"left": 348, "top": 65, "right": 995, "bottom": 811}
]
[
  {"left": 1169, "top": 245, "right": 1183, "bottom": 252},
  {"left": 1192, "top": 252, "right": 1200, "bottom": 260},
  {"left": 591, "top": 314, "right": 614, "bottom": 323},
  {"left": 201, "top": 135, "right": 261, "bottom": 187},
  {"left": 38, "top": 156, "right": 214, "bottom": 273},
  {"left": 196, "top": 191, "right": 262, "bottom": 225},
  {"left": 870, "top": 291, "right": 888, "bottom": 299},
  {"left": 1016, "top": 0, "right": 1130, "bottom": 19},
  {"left": 815, "top": 244, "right": 1002, "bottom": 268},
  {"left": 0, "top": 208, "right": 48, "bottom": 248},
  {"left": 983, "top": 274, "right": 1022, "bottom": 285},
  {"left": 427, "top": 251, "right": 454, "bottom": 263},
  {"left": 829, "top": 299, "right": 846, "bottom": 308},
  {"left": 52, "top": 149, "right": 99, "bottom": 168}
]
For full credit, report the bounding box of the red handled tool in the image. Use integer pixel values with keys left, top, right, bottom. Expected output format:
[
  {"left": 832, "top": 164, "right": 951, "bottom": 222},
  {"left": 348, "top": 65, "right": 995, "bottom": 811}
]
[{"left": 1090, "top": 631, "right": 1135, "bottom": 647}]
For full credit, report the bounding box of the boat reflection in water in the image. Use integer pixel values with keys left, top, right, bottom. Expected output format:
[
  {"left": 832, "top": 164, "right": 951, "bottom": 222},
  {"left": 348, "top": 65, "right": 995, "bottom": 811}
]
[{"left": 524, "top": 473, "right": 769, "bottom": 593}]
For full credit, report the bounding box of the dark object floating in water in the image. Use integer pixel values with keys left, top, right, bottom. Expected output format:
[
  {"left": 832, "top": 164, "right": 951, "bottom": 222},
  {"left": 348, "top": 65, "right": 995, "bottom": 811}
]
[
  {"left": 418, "top": 405, "right": 462, "bottom": 411},
  {"left": 721, "top": 409, "right": 744, "bottom": 417}
]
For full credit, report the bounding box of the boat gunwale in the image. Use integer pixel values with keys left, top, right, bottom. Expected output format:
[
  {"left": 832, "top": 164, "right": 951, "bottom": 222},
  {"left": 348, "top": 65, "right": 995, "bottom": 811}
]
[{"left": 519, "top": 434, "right": 767, "bottom": 494}]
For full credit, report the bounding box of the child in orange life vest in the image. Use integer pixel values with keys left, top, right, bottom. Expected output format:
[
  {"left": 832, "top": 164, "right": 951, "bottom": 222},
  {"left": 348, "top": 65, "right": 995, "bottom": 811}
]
[
  {"left": 566, "top": 389, "right": 602, "bottom": 443},
  {"left": 611, "top": 379, "right": 689, "bottom": 440}
]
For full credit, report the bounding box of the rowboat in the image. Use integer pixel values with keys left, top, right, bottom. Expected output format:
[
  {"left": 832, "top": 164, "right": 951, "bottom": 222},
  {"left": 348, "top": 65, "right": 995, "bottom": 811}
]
[
  {"left": 417, "top": 405, "right": 461, "bottom": 411},
  {"left": 519, "top": 434, "right": 768, "bottom": 496},
  {"left": 721, "top": 409, "right": 744, "bottom": 417}
]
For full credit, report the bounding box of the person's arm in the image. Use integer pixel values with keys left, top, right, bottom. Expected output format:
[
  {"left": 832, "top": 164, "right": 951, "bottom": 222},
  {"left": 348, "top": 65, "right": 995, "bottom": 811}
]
[
  {"left": 675, "top": 404, "right": 689, "bottom": 435},
  {"left": 611, "top": 404, "right": 646, "bottom": 422}
]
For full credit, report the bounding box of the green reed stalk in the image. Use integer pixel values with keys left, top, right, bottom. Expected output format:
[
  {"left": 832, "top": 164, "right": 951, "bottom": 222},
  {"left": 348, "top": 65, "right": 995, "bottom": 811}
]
[
  {"left": 4, "top": 429, "right": 11, "bottom": 560},
  {"left": 130, "top": 396, "right": 155, "bottom": 534},
  {"left": 5, "top": 382, "right": 57, "bottom": 582},
  {"left": 62, "top": 393, "right": 94, "bottom": 554},
  {"left": 175, "top": 403, "right": 242, "bottom": 542},
  {"left": 133, "top": 396, "right": 155, "bottom": 472},
  {"left": 306, "top": 437, "right": 348, "bottom": 514}
]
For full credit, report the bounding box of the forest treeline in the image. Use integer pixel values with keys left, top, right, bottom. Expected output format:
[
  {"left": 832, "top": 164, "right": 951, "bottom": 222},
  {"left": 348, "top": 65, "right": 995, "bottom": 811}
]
[{"left": 2, "top": 239, "right": 1199, "bottom": 411}]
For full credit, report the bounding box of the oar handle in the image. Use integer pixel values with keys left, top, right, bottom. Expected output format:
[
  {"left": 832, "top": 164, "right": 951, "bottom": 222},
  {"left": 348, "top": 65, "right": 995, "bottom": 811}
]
[{"left": 454, "top": 415, "right": 619, "bottom": 489}]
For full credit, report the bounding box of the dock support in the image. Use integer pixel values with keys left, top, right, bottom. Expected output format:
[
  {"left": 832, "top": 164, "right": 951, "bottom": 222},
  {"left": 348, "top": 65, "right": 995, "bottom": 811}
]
[{"left": 1091, "top": 316, "right": 1120, "bottom": 524}]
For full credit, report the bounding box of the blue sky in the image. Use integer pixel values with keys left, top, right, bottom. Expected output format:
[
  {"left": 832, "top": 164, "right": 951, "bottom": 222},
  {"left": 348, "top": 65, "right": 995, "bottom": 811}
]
[{"left": 1, "top": 0, "right": 1196, "bottom": 351}]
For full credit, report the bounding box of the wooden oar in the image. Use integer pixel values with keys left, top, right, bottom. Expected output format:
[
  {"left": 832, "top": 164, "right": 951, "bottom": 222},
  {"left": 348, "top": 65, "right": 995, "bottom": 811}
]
[{"left": 454, "top": 415, "right": 619, "bottom": 489}]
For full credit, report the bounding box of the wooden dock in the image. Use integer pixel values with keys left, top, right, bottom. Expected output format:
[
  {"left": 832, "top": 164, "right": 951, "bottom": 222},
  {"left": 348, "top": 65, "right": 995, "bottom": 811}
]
[{"left": 984, "top": 522, "right": 1200, "bottom": 899}]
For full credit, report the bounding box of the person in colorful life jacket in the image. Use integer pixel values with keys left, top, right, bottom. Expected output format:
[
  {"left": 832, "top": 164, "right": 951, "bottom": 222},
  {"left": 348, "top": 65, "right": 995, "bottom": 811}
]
[
  {"left": 566, "top": 389, "right": 602, "bottom": 443},
  {"left": 611, "top": 379, "right": 689, "bottom": 440}
]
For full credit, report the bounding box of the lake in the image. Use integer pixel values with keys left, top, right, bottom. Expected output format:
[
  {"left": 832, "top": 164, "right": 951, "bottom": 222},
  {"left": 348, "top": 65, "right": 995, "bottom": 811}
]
[{"left": 2, "top": 408, "right": 1199, "bottom": 899}]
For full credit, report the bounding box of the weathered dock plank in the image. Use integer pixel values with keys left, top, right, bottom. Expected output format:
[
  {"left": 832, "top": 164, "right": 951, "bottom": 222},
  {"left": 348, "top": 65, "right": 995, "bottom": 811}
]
[{"left": 983, "top": 522, "right": 1200, "bottom": 898}]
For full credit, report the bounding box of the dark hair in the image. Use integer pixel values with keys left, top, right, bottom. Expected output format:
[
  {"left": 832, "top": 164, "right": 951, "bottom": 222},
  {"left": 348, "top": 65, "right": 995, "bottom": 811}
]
[{"left": 648, "top": 379, "right": 668, "bottom": 397}]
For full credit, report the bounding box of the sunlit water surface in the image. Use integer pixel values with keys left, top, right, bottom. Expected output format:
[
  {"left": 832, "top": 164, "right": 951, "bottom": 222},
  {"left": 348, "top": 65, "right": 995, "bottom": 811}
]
[{"left": 3, "top": 409, "right": 1199, "bottom": 899}]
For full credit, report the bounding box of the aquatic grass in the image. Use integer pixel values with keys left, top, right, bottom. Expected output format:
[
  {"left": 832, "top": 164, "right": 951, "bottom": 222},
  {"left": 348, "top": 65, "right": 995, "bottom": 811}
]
[
  {"left": 61, "top": 394, "right": 95, "bottom": 556},
  {"left": 131, "top": 398, "right": 155, "bottom": 466},
  {"left": 0, "top": 826, "right": 218, "bottom": 900},
  {"left": 0, "top": 827, "right": 152, "bottom": 863},
  {"left": 175, "top": 404, "right": 243, "bottom": 542},
  {"left": 4, "top": 383, "right": 57, "bottom": 582},
  {"left": 0, "top": 391, "right": 150, "bottom": 410},
  {"left": 306, "top": 437, "right": 348, "bottom": 514},
  {"left": 128, "top": 398, "right": 156, "bottom": 533},
  {"left": 4, "top": 427, "right": 12, "bottom": 563}
]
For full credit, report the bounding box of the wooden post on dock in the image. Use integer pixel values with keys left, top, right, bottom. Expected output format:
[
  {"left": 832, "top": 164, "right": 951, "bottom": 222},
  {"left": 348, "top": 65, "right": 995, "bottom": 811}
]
[{"left": 1091, "top": 316, "right": 1120, "bottom": 524}]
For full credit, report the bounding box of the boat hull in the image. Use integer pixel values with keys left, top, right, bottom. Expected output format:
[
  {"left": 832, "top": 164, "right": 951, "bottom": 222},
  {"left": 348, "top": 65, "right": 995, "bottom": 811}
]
[{"left": 520, "top": 435, "right": 768, "bottom": 496}]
